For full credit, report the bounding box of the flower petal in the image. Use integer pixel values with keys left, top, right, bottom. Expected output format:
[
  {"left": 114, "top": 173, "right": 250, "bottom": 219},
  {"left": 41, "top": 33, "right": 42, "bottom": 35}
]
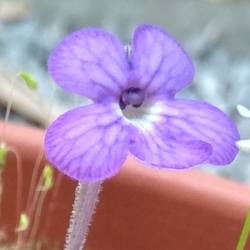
[
  {"left": 48, "top": 28, "right": 129, "bottom": 102},
  {"left": 236, "top": 139, "right": 250, "bottom": 153},
  {"left": 237, "top": 104, "right": 250, "bottom": 118},
  {"left": 155, "top": 99, "right": 240, "bottom": 165},
  {"left": 130, "top": 24, "right": 194, "bottom": 97},
  {"left": 44, "top": 103, "right": 131, "bottom": 182},
  {"left": 130, "top": 126, "right": 212, "bottom": 169}
]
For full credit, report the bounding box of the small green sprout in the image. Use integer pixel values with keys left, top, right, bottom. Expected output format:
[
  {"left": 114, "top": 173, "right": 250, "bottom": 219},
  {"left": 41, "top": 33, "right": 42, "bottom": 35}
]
[
  {"left": 15, "top": 212, "right": 29, "bottom": 232},
  {"left": 39, "top": 164, "right": 54, "bottom": 191},
  {"left": 0, "top": 142, "right": 7, "bottom": 170},
  {"left": 43, "top": 175, "right": 53, "bottom": 190},
  {"left": 17, "top": 71, "right": 37, "bottom": 90},
  {"left": 42, "top": 164, "right": 53, "bottom": 178}
]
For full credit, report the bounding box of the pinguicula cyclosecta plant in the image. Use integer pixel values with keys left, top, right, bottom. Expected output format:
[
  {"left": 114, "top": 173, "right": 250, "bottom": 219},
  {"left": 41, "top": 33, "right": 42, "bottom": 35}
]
[{"left": 44, "top": 24, "right": 240, "bottom": 249}]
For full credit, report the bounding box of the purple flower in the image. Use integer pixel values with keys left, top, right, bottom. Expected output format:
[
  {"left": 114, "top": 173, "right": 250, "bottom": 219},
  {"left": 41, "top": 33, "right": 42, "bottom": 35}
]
[{"left": 44, "top": 24, "right": 239, "bottom": 182}]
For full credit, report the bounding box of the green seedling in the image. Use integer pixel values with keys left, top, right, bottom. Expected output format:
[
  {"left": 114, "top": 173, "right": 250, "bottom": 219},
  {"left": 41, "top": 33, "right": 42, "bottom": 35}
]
[
  {"left": 17, "top": 71, "right": 38, "bottom": 91},
  {"left": 15, "top": 212, "right": 29, "bottom": 232},
  {"left": 0, "top": 143, "right": 7, "bottom": 170}
]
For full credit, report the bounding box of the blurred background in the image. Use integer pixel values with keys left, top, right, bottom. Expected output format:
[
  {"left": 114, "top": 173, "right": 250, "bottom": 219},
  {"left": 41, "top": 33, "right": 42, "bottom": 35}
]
[{"left": 0, "top": 0, "right": 249, "bottom": 183}]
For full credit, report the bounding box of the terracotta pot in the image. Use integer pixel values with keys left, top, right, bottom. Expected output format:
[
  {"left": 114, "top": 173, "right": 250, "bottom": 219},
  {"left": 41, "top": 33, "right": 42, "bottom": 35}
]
[{"left": 0, "top": 120, "right": 250, "bottom": 250}]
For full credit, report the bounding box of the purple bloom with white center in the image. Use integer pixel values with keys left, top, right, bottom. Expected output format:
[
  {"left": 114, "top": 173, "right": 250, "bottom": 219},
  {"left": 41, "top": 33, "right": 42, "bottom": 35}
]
[{"left": 44, "top": 24, "right": 239, "bottom": 182}]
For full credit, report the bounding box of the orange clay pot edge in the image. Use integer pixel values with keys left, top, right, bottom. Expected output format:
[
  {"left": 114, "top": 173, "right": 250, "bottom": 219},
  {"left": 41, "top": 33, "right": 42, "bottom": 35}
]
[{"left": 1, "top": 120, "right": 250, "bottom": 250}]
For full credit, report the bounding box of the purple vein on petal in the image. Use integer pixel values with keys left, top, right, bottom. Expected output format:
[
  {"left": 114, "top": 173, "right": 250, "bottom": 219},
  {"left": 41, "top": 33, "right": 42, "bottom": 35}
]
[
  {"left": 131, "top": 24, "right": 194, "bottom": 97},
  {"left": 48, "top": 28, "right": 129, "bottom": 102},
  {"left": 153, "top": 99, "right": 239, "bottom": 165},
  {"left": 130, "top": 124, "right": 212, "bottom": 169},
  {"left": 44, "top": 103, "right": 132, "bottom": 181}
]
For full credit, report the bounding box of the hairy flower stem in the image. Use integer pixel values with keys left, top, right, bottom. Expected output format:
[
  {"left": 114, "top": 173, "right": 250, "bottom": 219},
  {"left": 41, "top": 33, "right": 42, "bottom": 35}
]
[{"left": 64, "top": 181, "right": 101, "bottom": 250}]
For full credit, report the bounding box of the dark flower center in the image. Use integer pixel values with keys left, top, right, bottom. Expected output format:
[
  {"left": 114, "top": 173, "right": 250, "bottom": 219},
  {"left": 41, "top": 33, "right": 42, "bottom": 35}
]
[{"left": 119, "top": 88, "right": 145, "bottom": 110}]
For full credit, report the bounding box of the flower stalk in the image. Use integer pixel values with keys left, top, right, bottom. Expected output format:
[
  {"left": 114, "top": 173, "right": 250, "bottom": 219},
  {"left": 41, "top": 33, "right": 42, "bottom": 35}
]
[
  {"left": 236, "top": 207, "right": 250, "bottom": 250},
  {"left": 64, "top": 181, "right": 101, "bottom": 250}
]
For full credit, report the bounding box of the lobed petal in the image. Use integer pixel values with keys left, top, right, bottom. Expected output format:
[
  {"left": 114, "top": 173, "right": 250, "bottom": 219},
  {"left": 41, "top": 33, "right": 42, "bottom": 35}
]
[
  {"left": 130, "top": 24, "right": 194, "bottom": 97},
  {"left": 155, "top": 99, "right": 240, "bottom": 165},
  {"left": 130, "top": 125, "right": 212, "bottom": 169},
  {"left": 44, "top": 103, "right": 131, "bottom": 182},
  {"left": 48, "top": 28, "right": 129, "bottom": 102}
]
